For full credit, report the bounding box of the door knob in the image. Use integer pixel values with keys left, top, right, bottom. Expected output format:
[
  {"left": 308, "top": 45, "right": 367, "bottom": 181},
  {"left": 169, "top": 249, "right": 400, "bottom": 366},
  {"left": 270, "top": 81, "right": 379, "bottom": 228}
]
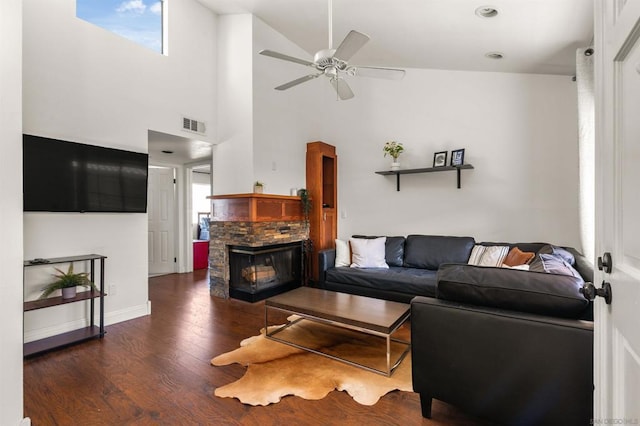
[
  {"left": 581, "top": 281, "right": 612, "bottom": 304},
  {"left": 597, "top": 252, "right": 612, "bottom": 273}
]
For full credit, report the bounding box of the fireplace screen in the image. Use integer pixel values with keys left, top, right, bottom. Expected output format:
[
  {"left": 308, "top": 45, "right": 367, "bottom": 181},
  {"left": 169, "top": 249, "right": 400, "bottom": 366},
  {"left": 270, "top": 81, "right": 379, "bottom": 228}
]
[{"left": 228, "top": 242, "right": 302, "bottom": 301}]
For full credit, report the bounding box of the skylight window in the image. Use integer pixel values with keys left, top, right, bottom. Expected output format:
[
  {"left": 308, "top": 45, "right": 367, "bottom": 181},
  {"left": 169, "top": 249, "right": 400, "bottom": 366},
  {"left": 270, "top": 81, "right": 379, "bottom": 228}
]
[{"left": 77, "top": 0, "right": 166, "bottom": 54}]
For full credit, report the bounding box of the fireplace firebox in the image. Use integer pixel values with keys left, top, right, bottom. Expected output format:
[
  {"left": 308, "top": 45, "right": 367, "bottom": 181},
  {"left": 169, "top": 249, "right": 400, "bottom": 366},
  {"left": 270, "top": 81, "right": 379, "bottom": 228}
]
[{"left": 228, "top": 241, "right": 303, "bottom": 302}]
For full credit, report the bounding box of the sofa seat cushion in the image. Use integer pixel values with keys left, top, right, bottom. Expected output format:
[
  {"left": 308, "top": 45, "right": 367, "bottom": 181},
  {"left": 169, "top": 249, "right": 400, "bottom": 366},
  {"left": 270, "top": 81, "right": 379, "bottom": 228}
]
[
  {"left": 326, "top": 266, "right": 437, "bottom": 297},
  {"left": 403, "top": 235, "right": 475, "bottom": 269},
  {"left": 436, "top": 264, "right": 589, "bottom": 319}
]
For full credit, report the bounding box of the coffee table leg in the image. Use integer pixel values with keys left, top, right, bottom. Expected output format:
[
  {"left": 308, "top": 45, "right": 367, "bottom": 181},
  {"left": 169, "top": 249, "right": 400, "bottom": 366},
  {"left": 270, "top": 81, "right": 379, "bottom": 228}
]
[
  {"left": 264, "top": 305, "right": 410, "bottom": 376},
  {"left": 387, "top": 335, "right": 391, "bottom": 376}
]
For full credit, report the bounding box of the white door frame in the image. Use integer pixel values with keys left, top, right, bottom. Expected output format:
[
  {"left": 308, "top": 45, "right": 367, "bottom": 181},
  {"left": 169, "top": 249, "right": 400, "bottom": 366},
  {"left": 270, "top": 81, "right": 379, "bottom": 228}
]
[{"left": 184, "top": 159, "right": 213, "bottom": 272}]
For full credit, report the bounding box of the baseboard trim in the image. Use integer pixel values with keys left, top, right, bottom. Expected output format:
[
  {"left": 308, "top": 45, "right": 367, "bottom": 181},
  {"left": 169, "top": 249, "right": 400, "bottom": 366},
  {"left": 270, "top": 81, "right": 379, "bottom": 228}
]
[
  {"left": 24, "top": 301, "right": 151, "bottom": 343},
  {"left": 105, "top": 301, "right": 151, "bottom": 325}
]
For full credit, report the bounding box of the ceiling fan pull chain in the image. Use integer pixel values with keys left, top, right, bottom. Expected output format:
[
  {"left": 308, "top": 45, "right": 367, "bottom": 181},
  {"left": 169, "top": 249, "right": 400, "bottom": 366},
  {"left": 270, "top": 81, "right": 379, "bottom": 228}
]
[{"left": 328, "top": 0, "right": 333, "bottom": 49}]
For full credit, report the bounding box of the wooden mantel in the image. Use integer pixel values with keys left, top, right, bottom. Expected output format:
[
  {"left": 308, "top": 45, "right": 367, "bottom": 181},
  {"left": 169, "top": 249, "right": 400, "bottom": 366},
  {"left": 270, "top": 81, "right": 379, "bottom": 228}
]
[{"left": 208, "top": 193, "right": 304, "bottom": 222}]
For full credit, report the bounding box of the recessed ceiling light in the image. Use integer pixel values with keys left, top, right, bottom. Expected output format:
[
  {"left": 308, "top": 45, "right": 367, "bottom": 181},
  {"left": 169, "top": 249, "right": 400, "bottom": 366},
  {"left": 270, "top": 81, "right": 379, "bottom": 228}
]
[
  {"left": 485, "top": 52, "right": 504, "bottom": 59},
  {"left": 475, "top": 6, "right": 499, "bottom": 18},
  {"left": 161, "top": 150, "right": 174, "bottom": 154}
]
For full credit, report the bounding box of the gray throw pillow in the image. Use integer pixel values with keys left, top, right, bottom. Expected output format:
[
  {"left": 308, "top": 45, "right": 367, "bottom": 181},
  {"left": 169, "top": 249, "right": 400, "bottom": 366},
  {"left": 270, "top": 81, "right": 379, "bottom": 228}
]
[
  {"left": 538, "top": 244, "right": 575, "bottom": 265},
  {"left": 530, "top": 254, "right": 581, "bottom": 278}
]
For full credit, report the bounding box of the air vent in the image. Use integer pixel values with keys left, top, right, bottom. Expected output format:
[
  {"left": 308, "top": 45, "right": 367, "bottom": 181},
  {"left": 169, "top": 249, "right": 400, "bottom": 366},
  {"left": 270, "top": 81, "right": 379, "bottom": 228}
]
[{"left": 182, "top": 117, "right": 207, "bottom": 135}]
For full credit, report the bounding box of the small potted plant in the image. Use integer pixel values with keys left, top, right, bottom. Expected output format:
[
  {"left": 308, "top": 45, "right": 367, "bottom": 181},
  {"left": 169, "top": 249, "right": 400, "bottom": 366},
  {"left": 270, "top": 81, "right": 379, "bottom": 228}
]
[
  {"left": 39, "top": 264, "right": 97, "bottom": 300},
  {"left": 254, "top": 181, "right": 264, "bottom": 193},
  {"left": 383, "top": 141, "right": 404, "bottom": 170}
]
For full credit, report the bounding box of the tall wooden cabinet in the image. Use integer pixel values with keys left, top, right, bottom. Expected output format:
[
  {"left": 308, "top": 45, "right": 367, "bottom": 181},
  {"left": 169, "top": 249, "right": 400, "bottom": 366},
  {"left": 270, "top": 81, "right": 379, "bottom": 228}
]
[{"left": 306, "top": 141, "right": 338, "bottom": 281}]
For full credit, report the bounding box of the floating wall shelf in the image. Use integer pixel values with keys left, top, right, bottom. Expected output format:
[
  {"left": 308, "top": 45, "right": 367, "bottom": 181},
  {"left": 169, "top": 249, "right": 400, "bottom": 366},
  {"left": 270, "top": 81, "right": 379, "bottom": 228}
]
[{"left": 375, "top": 164, "right": 474, "bottom": 191}]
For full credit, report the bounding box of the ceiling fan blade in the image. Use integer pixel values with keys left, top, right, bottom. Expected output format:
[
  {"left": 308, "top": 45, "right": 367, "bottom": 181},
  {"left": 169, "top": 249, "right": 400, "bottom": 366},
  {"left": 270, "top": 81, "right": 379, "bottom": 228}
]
[
  {"left": 333, "top": 30, "right": 370, "bottom": 61},
  {"left": 275, "top": 74, "right": 321, "bottom": 91},
  {"left": 351, "top": 66, "right": 406, "bottom": 80},
  {"left": 259, "top": 50, "right": 315, "bottom": 67},
  {"left": 330, "top": 78, "right": 355, "bottom": 100}
]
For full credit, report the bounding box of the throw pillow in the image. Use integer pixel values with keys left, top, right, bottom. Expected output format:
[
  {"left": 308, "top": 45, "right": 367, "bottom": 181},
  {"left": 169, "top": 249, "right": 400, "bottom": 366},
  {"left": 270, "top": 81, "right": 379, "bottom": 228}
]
[
  {"left": 334, "top": 239, "right": 351, "bottom": 267},
  {"left": 351, "top": 235, "right": 405, "bottom": 267},
  {"left": 537, "top": 244, "right": 576, "bottom": 265},
  {"left": 530, "top": 254, "right": 582, "bottom": 278},
  {"left": 350, "top": 237, "right": 389, "bottom": 269},
  {"left": 468, "top": 245, "right": 510, "bottom": 267},
  {"left": 503, "top": 247, "right": 535, "bottom": 267}
]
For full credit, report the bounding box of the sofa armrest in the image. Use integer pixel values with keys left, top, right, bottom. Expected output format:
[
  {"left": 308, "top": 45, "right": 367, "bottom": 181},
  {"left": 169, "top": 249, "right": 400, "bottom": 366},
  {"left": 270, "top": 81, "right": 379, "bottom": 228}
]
[
  {"left": 410, "top": 296, "right": 593, "bottom": 424},
  {"left": 318, "top": 249, "right": 336, "bottom": 287}
]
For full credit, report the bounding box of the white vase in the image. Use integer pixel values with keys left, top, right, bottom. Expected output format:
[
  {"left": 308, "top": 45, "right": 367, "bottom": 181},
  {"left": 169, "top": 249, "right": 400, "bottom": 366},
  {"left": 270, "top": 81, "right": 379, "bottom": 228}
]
[
  {"left": 390, "top": 161, "right": 400, "bottom": 171},
  {"left": 254, "top": 185, "right": 263, "bottom": 193},
  {"left": 62, "top": 287, "right": 77, "bottom": 299}
]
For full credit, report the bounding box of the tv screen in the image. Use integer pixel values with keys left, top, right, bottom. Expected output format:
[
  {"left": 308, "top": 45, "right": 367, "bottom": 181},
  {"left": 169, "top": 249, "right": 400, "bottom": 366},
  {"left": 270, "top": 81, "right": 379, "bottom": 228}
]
[{"left": 23, "top": 134, "right": 149, "bottom": 213}]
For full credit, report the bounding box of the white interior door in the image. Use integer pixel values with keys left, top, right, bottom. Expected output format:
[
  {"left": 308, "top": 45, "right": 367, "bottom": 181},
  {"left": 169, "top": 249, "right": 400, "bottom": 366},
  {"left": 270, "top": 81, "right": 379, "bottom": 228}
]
[
  {"left": 594, "top": 0, "right": 640, "bottom": 420},
  {"left": 148, "top": 167, "right": 176, "bottom": 275}
]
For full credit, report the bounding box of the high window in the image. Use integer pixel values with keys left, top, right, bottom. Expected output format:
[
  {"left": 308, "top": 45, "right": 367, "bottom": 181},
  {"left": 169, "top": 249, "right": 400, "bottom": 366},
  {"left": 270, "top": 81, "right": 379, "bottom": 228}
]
[{"left": 77, "top": 0, "right": 166, "bottom": 54}]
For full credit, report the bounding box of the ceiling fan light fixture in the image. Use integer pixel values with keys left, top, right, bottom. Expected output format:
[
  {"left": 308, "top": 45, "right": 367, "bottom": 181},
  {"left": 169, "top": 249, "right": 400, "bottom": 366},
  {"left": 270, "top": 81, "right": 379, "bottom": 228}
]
[
  {"left": 485, "top": 51, "right": 504, "bottom": 60},
  {"left": 475, "top": 6, "right": 499, "bottom": 18},
  {"left": 258, "top": 0, "right": 405, "bottom": 100}
]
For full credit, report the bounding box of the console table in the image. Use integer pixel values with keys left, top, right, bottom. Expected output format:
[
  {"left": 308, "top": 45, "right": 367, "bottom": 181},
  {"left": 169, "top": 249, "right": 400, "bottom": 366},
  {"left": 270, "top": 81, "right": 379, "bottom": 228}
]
[{"left": 23, "top": 254, "right": 106, "bottom": 357}]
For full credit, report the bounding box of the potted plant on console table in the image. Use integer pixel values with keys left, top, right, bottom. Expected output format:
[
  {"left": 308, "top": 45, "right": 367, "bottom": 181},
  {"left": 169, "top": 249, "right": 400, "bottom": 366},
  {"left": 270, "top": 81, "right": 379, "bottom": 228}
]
[
  {"left": 39, "top": 264, "right": 97, "bottom": 300},
  {"left": 383, "top": 141, "right": 404, "bottom": 171}
]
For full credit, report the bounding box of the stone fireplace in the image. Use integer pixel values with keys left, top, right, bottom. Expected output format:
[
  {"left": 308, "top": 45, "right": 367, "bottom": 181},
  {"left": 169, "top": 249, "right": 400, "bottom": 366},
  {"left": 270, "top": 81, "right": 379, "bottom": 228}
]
[{"left": 207, "top": 193, "right": 308, "bottom": 300}]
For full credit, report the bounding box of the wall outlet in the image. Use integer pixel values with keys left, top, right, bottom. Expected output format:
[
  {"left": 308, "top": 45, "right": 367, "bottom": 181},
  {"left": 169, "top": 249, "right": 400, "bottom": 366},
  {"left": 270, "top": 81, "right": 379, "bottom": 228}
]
[{"left": 109, "top": 284, "right": 117, "bottom": 296}]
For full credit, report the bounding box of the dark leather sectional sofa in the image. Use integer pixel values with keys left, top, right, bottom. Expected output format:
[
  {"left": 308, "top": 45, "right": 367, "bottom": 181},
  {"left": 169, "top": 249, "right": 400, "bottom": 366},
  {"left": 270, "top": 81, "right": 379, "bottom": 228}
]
[{"left": 317, "top": 234, "right": 594, "bottom": 425}]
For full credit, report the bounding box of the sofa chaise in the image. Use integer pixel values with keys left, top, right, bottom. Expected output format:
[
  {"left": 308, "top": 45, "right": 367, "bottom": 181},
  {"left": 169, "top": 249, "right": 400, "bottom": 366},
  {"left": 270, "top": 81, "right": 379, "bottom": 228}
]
[{"left": 316, "top": 234, "right": 594, "bottom": 425}]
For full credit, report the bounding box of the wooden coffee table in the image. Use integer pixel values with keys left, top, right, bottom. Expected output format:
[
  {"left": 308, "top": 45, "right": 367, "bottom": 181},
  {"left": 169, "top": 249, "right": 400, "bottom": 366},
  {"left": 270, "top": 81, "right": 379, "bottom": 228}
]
[{"left": 265, "top": 287, "right": 411, "bottom": 376}]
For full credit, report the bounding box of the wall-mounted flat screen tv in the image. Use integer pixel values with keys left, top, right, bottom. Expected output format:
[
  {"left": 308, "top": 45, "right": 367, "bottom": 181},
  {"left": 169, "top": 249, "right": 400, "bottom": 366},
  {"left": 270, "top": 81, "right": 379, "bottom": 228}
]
[{"left": 23, "top": 134, "right": 149, "bottom": 213}]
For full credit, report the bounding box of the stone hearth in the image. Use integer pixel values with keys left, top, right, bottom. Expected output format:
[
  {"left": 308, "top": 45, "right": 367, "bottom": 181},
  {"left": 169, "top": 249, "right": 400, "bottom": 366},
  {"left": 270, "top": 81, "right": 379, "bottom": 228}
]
[{"left": 208, "top": 194, "right": 308, "bottom": 298}]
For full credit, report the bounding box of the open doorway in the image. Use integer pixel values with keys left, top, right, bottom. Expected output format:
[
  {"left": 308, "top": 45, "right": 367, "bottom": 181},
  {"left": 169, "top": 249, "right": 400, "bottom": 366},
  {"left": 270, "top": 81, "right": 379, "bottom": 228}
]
[
  {"left": 147, "top": 130, "right": 213, "bottom": 276},
  {"left": 192, "top": 164, "right": 211, "bottom": 271}
]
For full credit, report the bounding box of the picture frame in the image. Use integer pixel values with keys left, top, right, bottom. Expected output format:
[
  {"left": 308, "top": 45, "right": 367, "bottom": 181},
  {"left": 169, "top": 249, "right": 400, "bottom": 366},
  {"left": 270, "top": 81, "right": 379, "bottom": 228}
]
[
  {"left": 451, "top": 148, "right": 465, "bottom": 167},
  {"left": 433, "top": 151, "right": 448, "bottom": 167}
]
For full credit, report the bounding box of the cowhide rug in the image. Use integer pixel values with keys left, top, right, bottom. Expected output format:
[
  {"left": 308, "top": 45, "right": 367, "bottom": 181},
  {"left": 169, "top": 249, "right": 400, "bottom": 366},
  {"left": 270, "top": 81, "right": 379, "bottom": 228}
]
[{"left": 211, "top": 317, "right": 412, "bottom": 406}]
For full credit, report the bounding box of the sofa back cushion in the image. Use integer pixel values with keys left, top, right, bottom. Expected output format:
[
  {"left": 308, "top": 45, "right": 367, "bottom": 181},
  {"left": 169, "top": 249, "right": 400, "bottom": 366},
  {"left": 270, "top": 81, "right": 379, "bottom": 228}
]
[
  {"left": 403, "top": 235, "right": 475, "bottom": 270},
  {"left": 352, "top": 235, "right": 405, "bottom": 267},
  {"left": 436, "top": 264, "right": 589, "bottom": 319}
]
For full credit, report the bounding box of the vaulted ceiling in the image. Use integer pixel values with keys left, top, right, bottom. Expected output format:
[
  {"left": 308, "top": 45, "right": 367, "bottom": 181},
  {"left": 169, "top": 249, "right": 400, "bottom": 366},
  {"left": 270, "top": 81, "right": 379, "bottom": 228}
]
[{"left": 198, "top": 0, "right": 593, "bottom": 76}]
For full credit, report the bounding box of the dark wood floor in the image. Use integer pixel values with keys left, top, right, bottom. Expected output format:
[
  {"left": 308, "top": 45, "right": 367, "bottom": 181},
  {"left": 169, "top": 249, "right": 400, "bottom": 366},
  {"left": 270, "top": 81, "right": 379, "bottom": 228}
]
[{"left": 24, "top": 271, "right": 492, "bottom": 425}]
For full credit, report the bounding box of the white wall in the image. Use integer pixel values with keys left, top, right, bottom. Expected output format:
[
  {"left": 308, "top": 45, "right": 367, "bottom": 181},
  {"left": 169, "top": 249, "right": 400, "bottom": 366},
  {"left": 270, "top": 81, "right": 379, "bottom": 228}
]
[
  {"left": 22, "top": 0, "right": 217, "bottom": 338},
  {"left": 0, "top": 0, "right": 25, "bottom": 422},
  {"left": 320, "top": 69, "right": 581, "bottom": 248},
  {"left": 213, "top": 14, "right": 254, "bottom": 195},
  {"left": 252, "top": 17, "right": 326, "bottom": 195},
  {"left": 213, "top": 15, "right": 326, "bottom": 196}
]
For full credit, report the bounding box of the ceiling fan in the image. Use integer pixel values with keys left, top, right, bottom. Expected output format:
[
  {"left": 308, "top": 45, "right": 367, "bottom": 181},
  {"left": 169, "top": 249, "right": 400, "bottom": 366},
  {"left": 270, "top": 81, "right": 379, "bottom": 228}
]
[{"left": 258, "top": 0, "right": 405, "bottom": 100}]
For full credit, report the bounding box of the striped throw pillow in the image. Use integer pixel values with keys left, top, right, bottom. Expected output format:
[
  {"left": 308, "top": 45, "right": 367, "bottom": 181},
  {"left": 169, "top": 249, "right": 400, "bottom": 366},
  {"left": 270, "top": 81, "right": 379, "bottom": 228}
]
[{"left": 468, "top": 245, "right": 510, "bottom": 267}]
